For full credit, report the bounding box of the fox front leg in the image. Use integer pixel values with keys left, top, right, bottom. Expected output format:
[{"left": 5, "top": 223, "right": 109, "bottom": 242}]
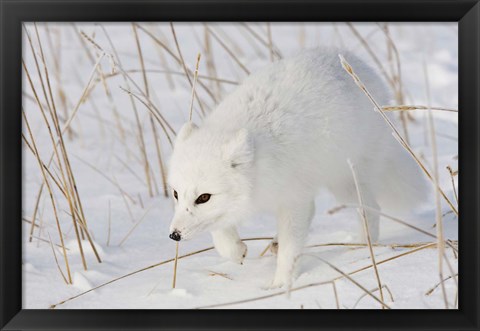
[
  {"left": 271, "top": 200, "right": 315, "bottom": 288},
  {"left": 211, "top": 226, "right": 247, "bottom": 264}
]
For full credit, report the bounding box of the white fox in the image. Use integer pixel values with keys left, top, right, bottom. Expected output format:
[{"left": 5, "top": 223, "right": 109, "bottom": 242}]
[{"left": 168, "top": 48, "right": 427, "bottom": 288}]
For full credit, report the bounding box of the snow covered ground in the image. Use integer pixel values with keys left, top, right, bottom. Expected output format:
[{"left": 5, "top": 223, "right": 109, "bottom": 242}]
[{"left": 22, "top": 22, "right": 458, "bottom": 309}]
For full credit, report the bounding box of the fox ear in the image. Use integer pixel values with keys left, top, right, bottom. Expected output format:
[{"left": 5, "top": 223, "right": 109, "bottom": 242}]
[
  {"left": 223, "top": 129, "right": 254, "bottom": 169},
  {"left": 176, "top": 122, "right": 198, "bottom": 143}
]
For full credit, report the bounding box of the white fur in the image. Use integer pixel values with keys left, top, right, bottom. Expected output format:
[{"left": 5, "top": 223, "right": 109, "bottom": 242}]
[{"left": 168, "top": 48, "right": 427, "bottom": 288}]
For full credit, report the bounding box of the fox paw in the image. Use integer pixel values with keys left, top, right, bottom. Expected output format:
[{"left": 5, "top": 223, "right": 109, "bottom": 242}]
[
  {"left": 216, "top": 240, "right": 248, "bottom": 265},
  {"left": 263, "top": 272, "right": 292, "bottom": 290},
  {"left": 262, "top": 279, "right": 288, "bottom": 290}
]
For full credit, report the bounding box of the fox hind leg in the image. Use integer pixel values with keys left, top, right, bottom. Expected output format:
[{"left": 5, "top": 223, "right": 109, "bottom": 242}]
[{"left": 270, "top": 199, "right": 315, "bottom": 288}]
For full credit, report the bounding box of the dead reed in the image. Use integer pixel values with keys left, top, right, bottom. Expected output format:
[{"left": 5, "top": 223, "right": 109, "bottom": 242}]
[
  {"left": 423, "top": 59, "right": 449, "bottom": 308},
  {"left": 196, "top": 242, "right": 436, "bottom": 309},
  {"left": 172, "top": 243, "right": 180, "bottom": 288},
  {"left": 348, "top": 160, "right": 386, "bottom": 308},
  {"left": 50, "top": 237, "right": 272, "bottom": 308}
]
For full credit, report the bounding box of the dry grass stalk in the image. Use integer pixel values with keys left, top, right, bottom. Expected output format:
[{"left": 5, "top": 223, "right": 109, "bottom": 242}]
[
  {"left": 102, "top": 69, "right": 238, "bottom": 85},
  {"left": 298, "top": 24, "right": 306, "bottom": 48},
  {"left": 338, "top": 54, "right": 458, "bottom": 216},
  {"left": 28, "top": 184, "right": 45, "bottom": 242},
  {"left": 382, "top": 105, "right": 458, "bottom": 113},
  {"left": 34, "top": 25, "right": 80, "bottom": 214},
  {"left": 259, "top": 239, "right": 426, "bottom": 257},
  {"left": 114, "top": 155, "right": 147, "bottom": 187},
  {"left": 30, "top": 233, "right": 67, "bottom": 250},
  {"left": 307, "top": 241, "right": 446, "bottom": 250},
  {"left": 91, "top": 52, "right": 126, "bottom": 141},
  {"left": 118, "top": 86, "right": 174, "bottom": 147},
  {"left": 116, "top": 177, "right": 136, "bottom": 223},
  {"left": 236, "top": 25, "right": 268, "bottom": 59},
  {"left": 138, "top": 194, "right": 144, "bottom": 209},
  {"left": 49, "top": 244, "right": 212, "bottom": 308},
  {"left": 352, "top": 284, "right": 394, "bottom": 309},
  {"left": 118, "top": 204, "right": 155, "bottom": 246},
  {"left": 208, "top": 270, "right": 232, "bottom": 280},
  {"left": 135, "top": 24, "right": 217, "bottom": 103},
  {"left": 346, "top": 23, "right": 410, "bottom": 142},
  {"left": 346, "top": 23, "right": 395, "bottom": 96},
  {"left": 348, "top": 160, "right": 386, "bottom": 309},
  {"left": 132, "top": 23, "right": 168, "bottom": 197},
  {"left": 190, "top": 25, "right": 207, "bottom": 54},
  {"left": 425, "top": 273, "right": 458, "bottom": 296},
  {"left": 81, "top": 29, "right": 155, "bottom": 198},
  {"left": 172, "top": 242, "right": 180, "bottom": 288},
  {"left": 170, "top": 22, "right": 207, "bottom": 116},
  {"left": 112, "top": 69, "right": 177, "bottom": 141},
  {"left": 170, "top": 51, "right": 202, "bottom": 290},
  {"left": 267, "top": 23, "right": 274, "bottom": 62},
  {"left": 446, "top": 166, "right": 459, "bottom": 206},
  {"left": 23, "top": 50, "right": 89, "bottom": 270},
  {"left": 331, "top": 281, "right": 340, "bottom": 309},
  {"left": 205, "top": 26, "right": 250, "bottom": 75},
  {"left": 73, "top": 154, "right": 136, "bottom": 205},
  {"left": 423, "top": 60, "right": 449, "bottom": 308},
  {"left": 88, "top": 33, "right": 177, "bottom": 143},
  {"left": 62, "top": 54, "right": 107, "bottom": 136},
  {"left": 45, "top": 25, "right": 72, "bottom": 139},
  {"left": 215, "top": 25, "right": 245, "bottom": 57},
  {"left": 241, "top": 23, "right": 283, "bottom": 59},
  {"left": 22, "top": 134, "right": 68, "bottom": 197},
  {"left": 259, "top": 242, "right": 272, "bottom": 257},
  {"left": 327, "top": 203, "right": 457, "bottom": 253},
  {"left": 47, "top": 232, "right": 69, "bottom": 285},
  {"left": 23, "top": 24, "right": 55, "bottom": 241},
  {"left": 22, "top": 217, "right": 40, "bottom": 228},
  {"left": 189, "top": 53, "right": 202, "bottom": 121},
  {"left": 303, "top": 253, "right": 390, "bottom": 309},
  {"left": 23, "top": 33, "right": 102, "bottom": 263},
  {"left": 22, "top": 133, "right": 100, "bottom": 252},
  {"left": 72, "top": 23, "right": 95, "bottom": 64},
  {"left": 23, "top": 109, "right": 73, "bottom": 284},
  {"left": 22, "top": 24, "right": 54, "bottom": 118},
  {"left": 378, "top": 23, "right": 412, "bottom": 134},
  {"left": 148, "top": 25, "right": 176, "bottom": 90},
  {"left": 23, "top": 41, "right": 103, "bottom": 246},
  {"left": 203, "top": 26, "right": 222, "bottom": 100},
  {"left": 382, "top": 24, "right": 395, "bottom": 81},
  {"left": 350, "top": 27, "right": 380, "bottom": 51},
  {"left": 51, "top": 237, "right": 272, "bottom": 308},
  {"left": 196, "top": 242, "right": 435, "bottom": 309},
  {"left": 106, "top": 200, "right": 112, "bottom": 246}
]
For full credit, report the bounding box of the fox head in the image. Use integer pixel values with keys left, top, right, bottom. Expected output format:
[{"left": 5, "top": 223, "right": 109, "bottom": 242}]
[{"left": 167, "top": 122, "right": 255, "bottom": 241}]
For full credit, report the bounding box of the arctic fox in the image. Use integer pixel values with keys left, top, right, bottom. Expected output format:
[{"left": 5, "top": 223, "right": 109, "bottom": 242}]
[{"left": 168, "top": 48, "right": 427, "bottom": 288}]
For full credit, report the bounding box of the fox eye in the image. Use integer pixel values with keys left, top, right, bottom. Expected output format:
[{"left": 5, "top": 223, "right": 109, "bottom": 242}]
[
  {"left": 195, "top": 193, "right": 211, "bottom": 204},
  {"left": 173, "top": 190, "right": 178, "bottom": 200}
]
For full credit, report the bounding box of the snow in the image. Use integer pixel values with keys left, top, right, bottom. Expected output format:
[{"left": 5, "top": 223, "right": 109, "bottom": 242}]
[{"left": 22, "top": 23, "right": 458, "bottom": 309}]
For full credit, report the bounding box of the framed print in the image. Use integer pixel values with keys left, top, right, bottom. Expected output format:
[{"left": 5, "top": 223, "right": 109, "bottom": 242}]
[{"left": 1, "top": 0, "right": 479, "bottom": 330}]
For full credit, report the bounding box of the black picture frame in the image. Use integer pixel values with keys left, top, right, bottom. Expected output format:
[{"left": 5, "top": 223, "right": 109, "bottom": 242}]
[{"left": 1, "top": 0, "right": 478, "bottom": 330}]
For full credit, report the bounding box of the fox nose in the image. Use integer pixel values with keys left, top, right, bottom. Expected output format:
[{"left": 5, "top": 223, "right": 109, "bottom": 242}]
[{"left": 169, "top": 231, "right": 182, "bottom": 241}]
